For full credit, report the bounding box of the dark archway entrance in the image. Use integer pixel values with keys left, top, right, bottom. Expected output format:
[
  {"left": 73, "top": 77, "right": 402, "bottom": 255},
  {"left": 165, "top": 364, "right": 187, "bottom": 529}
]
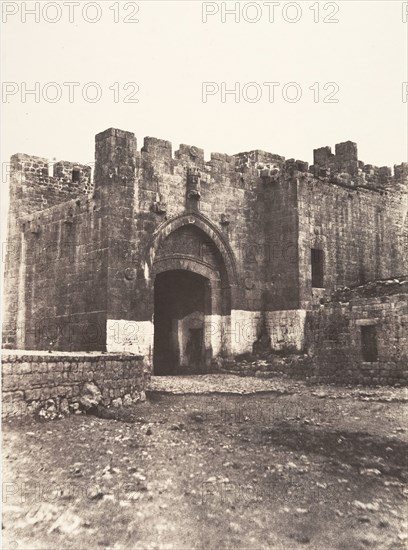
[
  {"left": 149, "top": 213, "right": 239, "bottom": 374},
  {"left": 153, "top": 270, "right": 210, "bottom": 375}
]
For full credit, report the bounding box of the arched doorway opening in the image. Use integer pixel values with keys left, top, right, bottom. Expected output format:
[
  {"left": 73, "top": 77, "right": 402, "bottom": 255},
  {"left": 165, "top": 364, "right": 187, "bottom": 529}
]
[
  {"left": 148, "top": 212, "right": 239, "bottom": 374},
  {"left": 153, "top": 270, "right": 210, "bottom": 375}
]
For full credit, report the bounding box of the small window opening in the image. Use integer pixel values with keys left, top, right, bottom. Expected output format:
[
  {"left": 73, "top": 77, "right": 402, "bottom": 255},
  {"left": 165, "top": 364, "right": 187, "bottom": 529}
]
[
  {"left": 361, "top": 325, "right": 378, "bottom": 362},
  {"left": 41, "top": 167, "right": 49, "bottom": 177},
  {"left": 311, "top": 248, "right": 324, "bottom": 288},
  {"left": 72, "top": 168, "right": 81, "bottom": 182}
]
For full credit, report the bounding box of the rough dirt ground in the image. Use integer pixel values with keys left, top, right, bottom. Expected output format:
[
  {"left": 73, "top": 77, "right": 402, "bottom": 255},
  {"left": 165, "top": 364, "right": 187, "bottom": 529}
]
[{"left": 2, "top": 375, "right": 408, "bottom": 550}]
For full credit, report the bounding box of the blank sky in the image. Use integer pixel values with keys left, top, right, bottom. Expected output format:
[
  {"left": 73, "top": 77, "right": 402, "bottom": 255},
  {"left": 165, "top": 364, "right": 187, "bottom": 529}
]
[{"left": 1, "top": 1, "right": 407, "bottom": 177}]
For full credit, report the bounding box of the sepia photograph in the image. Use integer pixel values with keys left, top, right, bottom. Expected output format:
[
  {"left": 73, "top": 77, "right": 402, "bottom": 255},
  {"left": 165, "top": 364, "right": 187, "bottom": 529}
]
[{"left": 1, "top": 1, "right": 407, "bottom": 549}]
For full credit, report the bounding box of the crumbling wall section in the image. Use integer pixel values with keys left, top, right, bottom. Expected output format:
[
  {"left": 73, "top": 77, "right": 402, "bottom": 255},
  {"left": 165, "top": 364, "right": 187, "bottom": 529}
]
[{"left": 306, "top": 278, "right": 408, "bottom": 385}]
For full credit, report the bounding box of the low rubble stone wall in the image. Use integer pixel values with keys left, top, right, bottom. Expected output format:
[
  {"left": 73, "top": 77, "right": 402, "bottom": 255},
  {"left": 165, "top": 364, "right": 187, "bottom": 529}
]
[{"left": 2, "top": 351, "right": 149, "bottom": 418}]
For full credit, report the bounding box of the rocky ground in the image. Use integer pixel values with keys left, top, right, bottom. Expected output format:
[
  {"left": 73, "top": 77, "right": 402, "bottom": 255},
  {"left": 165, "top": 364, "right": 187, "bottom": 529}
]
[{"left": 2, "top": 375, "right": 408, "bottom": 549}]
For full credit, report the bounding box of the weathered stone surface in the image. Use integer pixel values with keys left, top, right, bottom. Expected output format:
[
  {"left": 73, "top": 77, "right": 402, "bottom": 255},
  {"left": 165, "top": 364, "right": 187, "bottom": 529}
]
[
  {"left": 1, "top": 128, "right": 406, "bottom": 387},
  {"left": 79, "top": 382, "right": 102, "bottom": 410},
  {"left": 304, "top": 279, "right": 408, "bottom": 385},
  {"left": 123, "top": 394, "right": 133, "bottom": 407},
  {"left": 60, "top": 398, "right": 70, "bottom": 415},
  {"left": 1, "top": 352, "right": 147, "bottom": 417}
]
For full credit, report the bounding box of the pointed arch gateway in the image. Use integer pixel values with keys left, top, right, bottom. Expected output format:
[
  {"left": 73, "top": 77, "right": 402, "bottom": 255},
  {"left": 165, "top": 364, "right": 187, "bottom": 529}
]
[{"left": 147, "top": 212, "right": 238, "bottom": 375}]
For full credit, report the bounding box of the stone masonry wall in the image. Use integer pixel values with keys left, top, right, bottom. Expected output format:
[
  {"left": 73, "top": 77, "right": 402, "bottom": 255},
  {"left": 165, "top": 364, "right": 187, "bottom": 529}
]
[
  {"left": 103, "top": 133, "right": 300, "bottom": 325},
  {"left": 223, "top": 279, "right": 407, "bottom": 387},
  {"left": 298, "top": 143, "right": 407, "bottom": 309},
  {"left": 2, "top": 351, "right": 148, "bottom": 418},
  {"left": 3, "top": 197, "right": 109, "bottom": 352},
  {"left": 92, "top": 129, "right": 301, "bottom": 359},
  {"left": 306, "top": 279, "right": 408, "bottom": 385},
  {"left": 3, "top": 153, "right": 94, "bottom": 349},
  {"left": 3, "top": 128, "right": 406, "bottom": 368}
]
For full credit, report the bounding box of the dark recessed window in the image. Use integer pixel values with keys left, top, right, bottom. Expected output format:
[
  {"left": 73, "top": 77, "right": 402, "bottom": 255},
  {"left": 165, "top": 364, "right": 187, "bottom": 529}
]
[
  {"left": 311, "top": 248, "right": 324, "bottom": 288},
  {"left": 361, "top": 325, "right": 378, "bottom": 362},
  {"left": 72, "top": 168, "right": 80, "bottom": 182}
]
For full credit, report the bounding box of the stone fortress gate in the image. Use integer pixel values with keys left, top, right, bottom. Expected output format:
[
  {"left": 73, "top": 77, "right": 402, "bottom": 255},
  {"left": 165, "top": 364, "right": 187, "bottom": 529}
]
[{"left": 2, "top": 128, "right": 407, "bottom": 384}]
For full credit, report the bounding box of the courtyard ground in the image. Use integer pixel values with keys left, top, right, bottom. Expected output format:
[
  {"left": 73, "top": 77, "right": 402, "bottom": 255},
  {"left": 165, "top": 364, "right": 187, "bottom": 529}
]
[{"left": 2, "top": 375, "right": 408, "bottom": 550}]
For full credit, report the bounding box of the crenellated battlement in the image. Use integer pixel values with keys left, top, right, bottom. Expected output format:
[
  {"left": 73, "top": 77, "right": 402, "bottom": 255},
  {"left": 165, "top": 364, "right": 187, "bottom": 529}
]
[
  {"left": 4, "top": 128, "right": 407, "bottom": 366},
  {"left": 10, "top": 153, "right": 92, "bottom": 188},
  {"left": 9, "top": 130, "right": 407, "bottom": 212},
  {"left": 175, "top": 144, "right": 205, "bottom": 163},
  {"left": 311, "top": 141, "right": 408, "bottom": 189},
  {"left": 133, "top": 132, "right": 407, "bottom": 191},
  {"left": 8, "top": 153, "right": 93, "bottom": 217}
]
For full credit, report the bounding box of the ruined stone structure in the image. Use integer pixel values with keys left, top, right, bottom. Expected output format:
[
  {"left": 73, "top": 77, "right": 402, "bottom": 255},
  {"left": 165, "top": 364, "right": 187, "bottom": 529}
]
[{"left": 2, "top": 128, "right": 408, "bottom": 386}]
